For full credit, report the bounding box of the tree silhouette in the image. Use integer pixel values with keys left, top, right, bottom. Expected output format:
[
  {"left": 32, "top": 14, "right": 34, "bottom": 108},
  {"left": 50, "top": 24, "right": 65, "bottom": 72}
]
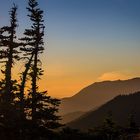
[
  {"left": 20, "top": 0, "right": 61, "bottom": 134},
  {"left": 0, "top": 1, "right": 62, "bottom": 139},
  {"left": 96, "top": 111, "right": 121, "bottom": 140},
  {"left": 129, "top": 111, "right": 137, "bottom": 129},
  {"left": 0, "top": 4, "right": 21, "bottom": 125}
]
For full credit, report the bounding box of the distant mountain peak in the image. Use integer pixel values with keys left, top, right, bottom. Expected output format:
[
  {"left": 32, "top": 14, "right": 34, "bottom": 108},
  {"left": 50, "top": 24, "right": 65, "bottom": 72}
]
[{"left": 60, "top": 77, "right": 140, "bottom": 116}]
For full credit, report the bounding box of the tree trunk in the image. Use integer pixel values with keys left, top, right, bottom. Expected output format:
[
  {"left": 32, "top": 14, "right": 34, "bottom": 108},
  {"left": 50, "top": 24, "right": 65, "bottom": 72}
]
[
  {"left": 20, "top": 53, "right": 34, "bottom": 117},
  {"left": 32, "top": 50, "right": 38, "bottom": 123}
]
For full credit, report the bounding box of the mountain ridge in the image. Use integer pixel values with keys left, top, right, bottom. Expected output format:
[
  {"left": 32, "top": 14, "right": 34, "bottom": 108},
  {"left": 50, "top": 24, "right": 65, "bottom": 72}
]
[
  {"left": 68, "top": 91, "right": 140, "bottom": 130},
  {"left": 60, "top": 77, "right": 140, "bottom": 116}
]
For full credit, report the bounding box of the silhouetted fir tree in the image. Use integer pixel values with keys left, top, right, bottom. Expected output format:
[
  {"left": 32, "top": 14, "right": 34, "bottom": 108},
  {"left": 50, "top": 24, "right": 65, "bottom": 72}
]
[
  {"left": 0, "top": 1, "right": 62, "bottom": 139},
  {"left": 129, "top": 111, "right": 137, "bottom": 129},
  {"left": 20, "top": 0, "right": 61, "bottom": 136},
  {"left": 0, "top": 4, "right": 21, "bottom": 126},
  {"left": 103, "top": 111, "right": 115, "bottom": 129},
  {"left": 93, "top": 111, "right": 121, "bottom": 140},
  {"left": 127, "top": 111, "right": 139, "bottom": 134},
  {"left": 19, "top": 0, "right": 45, "bottom": 120}
]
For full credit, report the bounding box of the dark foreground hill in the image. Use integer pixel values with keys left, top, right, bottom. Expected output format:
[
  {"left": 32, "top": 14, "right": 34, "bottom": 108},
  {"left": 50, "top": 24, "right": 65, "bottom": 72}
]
[
  {"left": 68, "top": 92, "right": 140, "bottom": 130},
  {"left": 60, "top": 78, "right": 140, "bottom": 116}
]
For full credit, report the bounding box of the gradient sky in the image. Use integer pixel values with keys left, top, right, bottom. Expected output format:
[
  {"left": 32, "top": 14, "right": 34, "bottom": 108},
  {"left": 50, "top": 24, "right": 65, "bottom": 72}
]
[{"left": 0, "top": 0, "right": 140, "bottom": 98}]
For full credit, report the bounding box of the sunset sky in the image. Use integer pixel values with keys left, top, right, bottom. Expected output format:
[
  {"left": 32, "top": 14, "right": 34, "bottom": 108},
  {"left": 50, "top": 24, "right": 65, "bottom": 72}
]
[{"left": 0, "top": 0, "right": 140, "bottom": 98}]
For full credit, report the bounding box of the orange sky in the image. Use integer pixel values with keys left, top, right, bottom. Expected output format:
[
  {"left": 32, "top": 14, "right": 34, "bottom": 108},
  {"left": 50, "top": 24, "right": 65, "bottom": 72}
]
[
  {"left": 2, "top": 39, "right": 140, "bottom": 99},
  {"left": 9, "top": 65, "right": 140, "bottom": 98},
  {"left": 38, "top": 47, "right": 140, "bottom": 98},
  {"left": 41, "top": 69, "right": 139, "bottom": 98},
  {"left": 40, "top": 39, "right": 140, "bottom": 98}
]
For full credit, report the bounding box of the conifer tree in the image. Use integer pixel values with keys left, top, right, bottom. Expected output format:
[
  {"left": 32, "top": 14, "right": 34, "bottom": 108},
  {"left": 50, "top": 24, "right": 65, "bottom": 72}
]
[
  {"left": 128, "top": 111, "right": 138, "bottom": 132},
  {"left": 20, "top": 0, "right": 61, "bottom": 131},
  {"left": 0, "top": 4, "right": 20, "bottom": 124}
]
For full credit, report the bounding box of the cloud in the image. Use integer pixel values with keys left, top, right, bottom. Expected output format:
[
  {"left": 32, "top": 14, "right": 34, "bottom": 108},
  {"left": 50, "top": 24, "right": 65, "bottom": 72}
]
[{"left": 97, "top": 71, "right": 131, "bottom": 81}]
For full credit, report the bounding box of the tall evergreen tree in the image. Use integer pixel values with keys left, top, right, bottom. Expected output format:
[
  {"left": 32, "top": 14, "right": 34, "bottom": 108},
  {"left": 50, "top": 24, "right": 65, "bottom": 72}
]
[
  {"left": 0, "top": 4, "right": 20, "bottom": 123},
  {"left": 20, "top": 0, "right": 61, "bottom": 132}
]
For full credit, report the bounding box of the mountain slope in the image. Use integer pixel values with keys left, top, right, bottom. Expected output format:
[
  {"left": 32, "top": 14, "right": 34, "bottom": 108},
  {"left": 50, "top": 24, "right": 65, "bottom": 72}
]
[
  {"left": 68, "top": 92, "right": 140, "bottom": 130},
  {"left": 60, "top": 78, "right": 140, "bottom": 115},
  {"left": 61, "top": 111, "right": 85, "bottom": 124}
]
